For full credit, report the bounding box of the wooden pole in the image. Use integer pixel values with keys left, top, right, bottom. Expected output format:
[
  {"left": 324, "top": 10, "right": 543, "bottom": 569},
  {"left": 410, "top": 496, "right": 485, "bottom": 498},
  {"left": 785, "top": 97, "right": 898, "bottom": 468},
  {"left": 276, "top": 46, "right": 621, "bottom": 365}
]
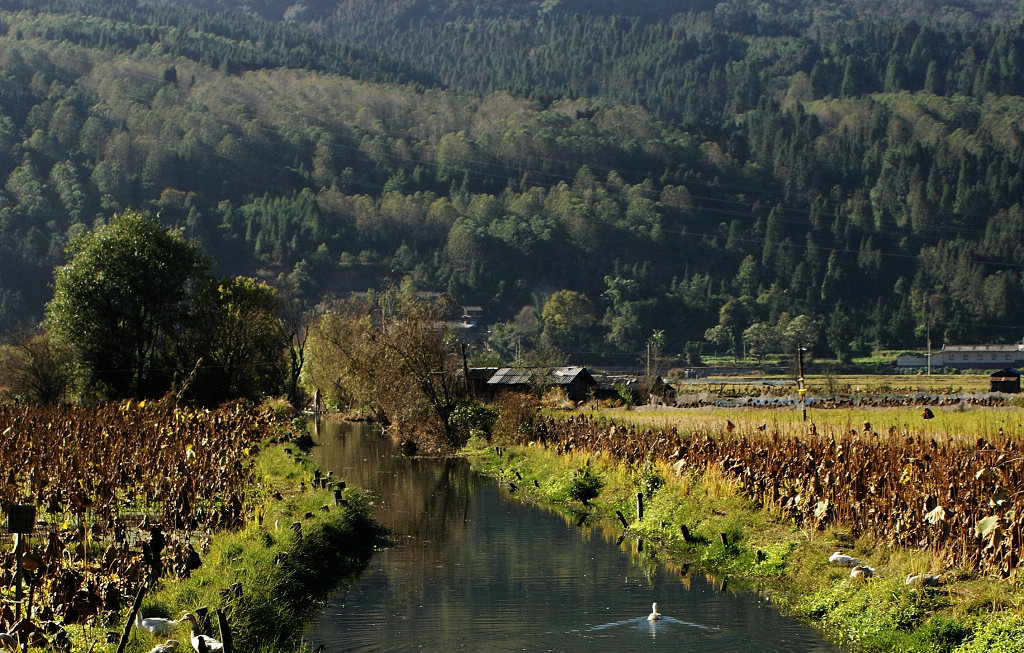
[
  {"left": 680, "top": 524, "right": 693, "bottom": 543},
  {"left": 26, "top": 576, "right": 34, "bottom": 626},
  {"left": 797, "top": 345, "right": 807, "bottom": 421},
  {"left": 615, "top": 511, "right": 629, "bottom": 529},
  {"left": 635, "top": 492, "right": 644, "bottom": 522},
  {"left": 115, "top": 582, "right": 148, "bottom": 653},
  {"left": 14, "top": 533, "right": 23, "bottom": 620},
  {"left": 6, "top": 504, "right": 36, "bottom": 628},
  {"left": 216, "top": 609, "right": 234, "bottom": 653},
  {"left": 461, "top": 343, "right": 472, "bottom": 398}
]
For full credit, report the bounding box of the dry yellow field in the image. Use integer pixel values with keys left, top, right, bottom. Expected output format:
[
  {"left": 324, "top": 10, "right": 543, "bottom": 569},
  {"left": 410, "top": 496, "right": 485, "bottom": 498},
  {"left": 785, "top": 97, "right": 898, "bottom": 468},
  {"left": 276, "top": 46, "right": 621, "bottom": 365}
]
[
  {"left": 572, "top": 401, "right": 1024, "bottom": 445},
  {"left": 594, "top": 371, "right": 1019, "bottom": 443},
  {"left": 671, "top": 372, "right": 992, "bottom": 396}
]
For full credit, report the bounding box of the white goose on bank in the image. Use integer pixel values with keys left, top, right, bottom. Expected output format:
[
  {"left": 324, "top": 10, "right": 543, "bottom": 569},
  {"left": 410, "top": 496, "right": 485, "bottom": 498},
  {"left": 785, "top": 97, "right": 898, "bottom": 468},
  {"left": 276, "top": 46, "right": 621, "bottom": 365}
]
[
  {"left": 136, "top": 611, "right": 184, "bottom": 638},
  {"left": 183, "top": 613, "right": 225, "bottom": 653},
  {"left": 148, "top": 641, "right": 180, "bottom": 653},
  {"left": 647, "top": 602, "right": 662, "bottom": 621}
]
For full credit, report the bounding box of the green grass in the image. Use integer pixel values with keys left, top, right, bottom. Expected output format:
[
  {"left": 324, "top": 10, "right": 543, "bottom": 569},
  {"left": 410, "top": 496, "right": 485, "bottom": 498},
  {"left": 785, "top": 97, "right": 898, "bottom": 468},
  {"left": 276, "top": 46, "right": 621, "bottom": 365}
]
[
  {"left": 956, "top": 615, "right": 1024, "bottom": 653},
  {"left": 464, "top": 435, "right": 801, "bottom": 583}
]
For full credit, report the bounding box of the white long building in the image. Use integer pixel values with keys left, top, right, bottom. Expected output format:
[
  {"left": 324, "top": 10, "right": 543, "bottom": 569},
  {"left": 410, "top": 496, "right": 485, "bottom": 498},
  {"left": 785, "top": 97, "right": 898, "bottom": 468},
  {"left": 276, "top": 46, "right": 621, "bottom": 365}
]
[{"left": 896, "top": 343, "right": 1024, "bottom": 369}]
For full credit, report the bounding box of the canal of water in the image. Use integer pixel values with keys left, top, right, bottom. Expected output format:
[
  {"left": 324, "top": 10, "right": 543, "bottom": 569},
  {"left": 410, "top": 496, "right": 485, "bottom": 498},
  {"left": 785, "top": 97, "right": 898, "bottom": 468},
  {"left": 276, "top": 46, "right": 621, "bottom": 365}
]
[{"left": 302, "top": 419, "right": 845, "bottom": 652}]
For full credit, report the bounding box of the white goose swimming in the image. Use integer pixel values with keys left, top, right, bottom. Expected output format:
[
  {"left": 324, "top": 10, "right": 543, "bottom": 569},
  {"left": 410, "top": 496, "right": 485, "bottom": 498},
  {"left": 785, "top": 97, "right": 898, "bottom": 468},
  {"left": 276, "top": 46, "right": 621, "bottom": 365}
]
[
  {"left": 647, "top": 602, "right": 662, "bottom": 621},
  {"left": 136, "top": 611, "right": 183, "bottom": 637},
  {"left": 183, "top": 613, "right": 224, "bottom": 653}
]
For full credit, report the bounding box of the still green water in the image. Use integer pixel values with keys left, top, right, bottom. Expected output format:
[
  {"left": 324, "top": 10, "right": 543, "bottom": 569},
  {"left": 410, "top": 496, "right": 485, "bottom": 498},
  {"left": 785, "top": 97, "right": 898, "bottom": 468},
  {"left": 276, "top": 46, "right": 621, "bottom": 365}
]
[{"left": 303, "top": 419, "right": 844, "bottom": 652}]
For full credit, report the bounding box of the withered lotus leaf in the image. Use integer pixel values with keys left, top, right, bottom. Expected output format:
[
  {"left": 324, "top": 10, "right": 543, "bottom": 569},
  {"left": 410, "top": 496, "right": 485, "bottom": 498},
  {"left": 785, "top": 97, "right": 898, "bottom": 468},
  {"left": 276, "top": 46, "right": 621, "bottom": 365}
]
[{"left": 526, "top": 412, "right": 1024, "bottom": 576}]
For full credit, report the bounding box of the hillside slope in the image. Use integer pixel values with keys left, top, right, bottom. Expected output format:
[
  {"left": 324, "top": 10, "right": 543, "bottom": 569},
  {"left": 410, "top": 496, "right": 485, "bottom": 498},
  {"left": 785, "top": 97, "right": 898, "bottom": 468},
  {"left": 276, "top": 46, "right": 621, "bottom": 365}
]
[{"left": 1, "top": 0, "right": 1022, "bottom": 361}]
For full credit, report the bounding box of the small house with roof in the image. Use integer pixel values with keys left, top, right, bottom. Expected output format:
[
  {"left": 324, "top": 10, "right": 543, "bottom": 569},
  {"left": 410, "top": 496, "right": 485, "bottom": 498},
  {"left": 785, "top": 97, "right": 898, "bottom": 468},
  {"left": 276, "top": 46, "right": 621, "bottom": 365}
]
[
  {"left": 896, "top": 343, "right": 1024, "bottom": 370},
  {"left": 461, "top": 305, "right": 485, "bottom": 326},
  {"left": 462, "top": 367, "right": 499, "bottom": 399},
  {"left": 487, "top": 366, "right": 597, "bottom": 402}
]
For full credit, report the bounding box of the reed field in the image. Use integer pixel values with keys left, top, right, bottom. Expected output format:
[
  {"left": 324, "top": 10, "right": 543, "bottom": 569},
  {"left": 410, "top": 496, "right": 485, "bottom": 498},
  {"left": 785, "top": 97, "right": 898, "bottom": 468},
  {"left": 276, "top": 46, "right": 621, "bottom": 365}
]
[
  {"left": 671, "top": 372, "right": 994, "bottom": 398},
  {"left": 577, "top": 402, "right": 1024, "bottom": 445},
  {"left": 813, "top": 373, "right": 993, "bottom": 395}
]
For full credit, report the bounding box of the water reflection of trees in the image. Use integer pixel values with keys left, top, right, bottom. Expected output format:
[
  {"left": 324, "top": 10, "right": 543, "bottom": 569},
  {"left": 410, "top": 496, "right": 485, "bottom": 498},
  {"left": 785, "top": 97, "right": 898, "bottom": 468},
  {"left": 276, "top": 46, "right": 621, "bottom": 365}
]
[
  {"left": 305, "top": 419, "right": 836, "bottom": 651},
  {"left": 536, "top": 496, "right": 729, "bottom": 595},
  {"left": 310, "top": 418, "right": 482, "bottom": 545},
  {"left": 314, "top": 418, "right": 731, "bottom": 598}
]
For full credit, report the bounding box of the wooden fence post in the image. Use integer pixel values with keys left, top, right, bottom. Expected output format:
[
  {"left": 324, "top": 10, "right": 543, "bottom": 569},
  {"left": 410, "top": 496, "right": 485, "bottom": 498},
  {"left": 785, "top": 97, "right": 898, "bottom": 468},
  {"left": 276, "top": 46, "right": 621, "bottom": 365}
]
[
  {"left": 216, "top": 609, "right": 234, "bottom": 653},
  {"left": 615, "top": 511, "right": 629, "bottom": 529},
  {"left": 6, "top": 504, "right": 36, "bottom": 621},
  {"left": 680, "top": 524, "right": 693, "bottom": 543}
]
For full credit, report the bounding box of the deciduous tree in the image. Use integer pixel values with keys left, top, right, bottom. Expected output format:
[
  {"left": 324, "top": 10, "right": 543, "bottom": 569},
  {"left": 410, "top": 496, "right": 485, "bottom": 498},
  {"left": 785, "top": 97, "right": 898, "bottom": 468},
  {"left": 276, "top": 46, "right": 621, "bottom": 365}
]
[
  {"left": 304, "top": 288, "right": 470, "bottom": 448},
  {"left": 185, "top": 276, "right": 288, "bottom": 404},
  {"left": 0, "top": 330, "right": 75, "bottom": 403},
  {"left": 46, "top": 210, "right": 211, "bottom": 397},
  {"left": 541, "top": 289, "right": 595, "bottom": 352}
]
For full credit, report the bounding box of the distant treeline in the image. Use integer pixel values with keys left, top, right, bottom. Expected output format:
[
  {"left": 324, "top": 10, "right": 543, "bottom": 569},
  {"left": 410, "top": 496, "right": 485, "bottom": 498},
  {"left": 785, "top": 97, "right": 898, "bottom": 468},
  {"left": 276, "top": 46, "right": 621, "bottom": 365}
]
[{"left": 0, "top": 0, "right": 1023, "bottom": 363}]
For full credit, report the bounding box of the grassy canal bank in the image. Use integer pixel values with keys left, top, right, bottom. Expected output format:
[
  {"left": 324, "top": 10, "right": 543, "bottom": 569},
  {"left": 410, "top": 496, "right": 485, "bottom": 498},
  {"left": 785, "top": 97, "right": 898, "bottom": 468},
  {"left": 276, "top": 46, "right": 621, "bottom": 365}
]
[
  {"left": 462, "top": 432, "right": 1024, "bottom": 653},
  {"left": 124, "top": 437, "right": 386, "bottom": 653},
  {"left": 0, "top": 402, "right": 385, "bottom": 653}
]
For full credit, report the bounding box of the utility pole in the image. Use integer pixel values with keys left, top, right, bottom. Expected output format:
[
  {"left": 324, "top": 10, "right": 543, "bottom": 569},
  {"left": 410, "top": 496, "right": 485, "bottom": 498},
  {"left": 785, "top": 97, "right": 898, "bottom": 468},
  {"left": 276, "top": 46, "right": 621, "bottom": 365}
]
[
  {"left": 926, "top": 303, "right": 932, "bottom": 376},
  {"left": 797, "top": 344, "right": 807, "bottom": 421},
  {"left": 461, "top": 342, "right": 472, "bottom": 398}
]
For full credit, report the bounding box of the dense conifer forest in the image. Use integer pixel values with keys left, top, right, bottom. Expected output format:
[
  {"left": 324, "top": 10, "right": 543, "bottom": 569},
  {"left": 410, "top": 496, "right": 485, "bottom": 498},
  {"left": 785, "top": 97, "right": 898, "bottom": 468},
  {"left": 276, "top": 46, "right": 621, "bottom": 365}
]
[{"left": 1, "top": 0, "right": 1024, "bottom": 362}]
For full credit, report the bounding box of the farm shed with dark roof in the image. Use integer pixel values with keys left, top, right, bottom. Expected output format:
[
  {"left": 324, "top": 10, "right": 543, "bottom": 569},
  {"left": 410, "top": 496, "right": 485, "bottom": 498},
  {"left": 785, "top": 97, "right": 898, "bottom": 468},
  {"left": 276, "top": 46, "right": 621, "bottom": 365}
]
[
  {"left": 487, "top": 366, "right": 597, "bottom": 402},
  {"left": 990, "top": 368, "right": 1021, "bottom": 393}
]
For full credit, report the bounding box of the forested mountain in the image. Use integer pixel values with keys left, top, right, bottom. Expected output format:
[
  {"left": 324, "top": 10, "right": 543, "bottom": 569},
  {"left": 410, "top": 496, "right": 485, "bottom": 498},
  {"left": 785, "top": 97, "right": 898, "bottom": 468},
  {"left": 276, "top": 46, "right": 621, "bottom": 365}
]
[{"left": 1, "top": 0, "right": 1023, "bottom": 362}]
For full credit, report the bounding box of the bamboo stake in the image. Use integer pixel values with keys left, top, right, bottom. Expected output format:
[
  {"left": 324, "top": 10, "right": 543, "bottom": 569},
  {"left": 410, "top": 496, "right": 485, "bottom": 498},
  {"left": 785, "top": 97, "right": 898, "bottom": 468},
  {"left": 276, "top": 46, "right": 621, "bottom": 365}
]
[
  {"left": 14, "top": 533, "right": 23, "bottom": 619},
  {"left": 115, "top": 582, "right": 148, "bottom": 653}
]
